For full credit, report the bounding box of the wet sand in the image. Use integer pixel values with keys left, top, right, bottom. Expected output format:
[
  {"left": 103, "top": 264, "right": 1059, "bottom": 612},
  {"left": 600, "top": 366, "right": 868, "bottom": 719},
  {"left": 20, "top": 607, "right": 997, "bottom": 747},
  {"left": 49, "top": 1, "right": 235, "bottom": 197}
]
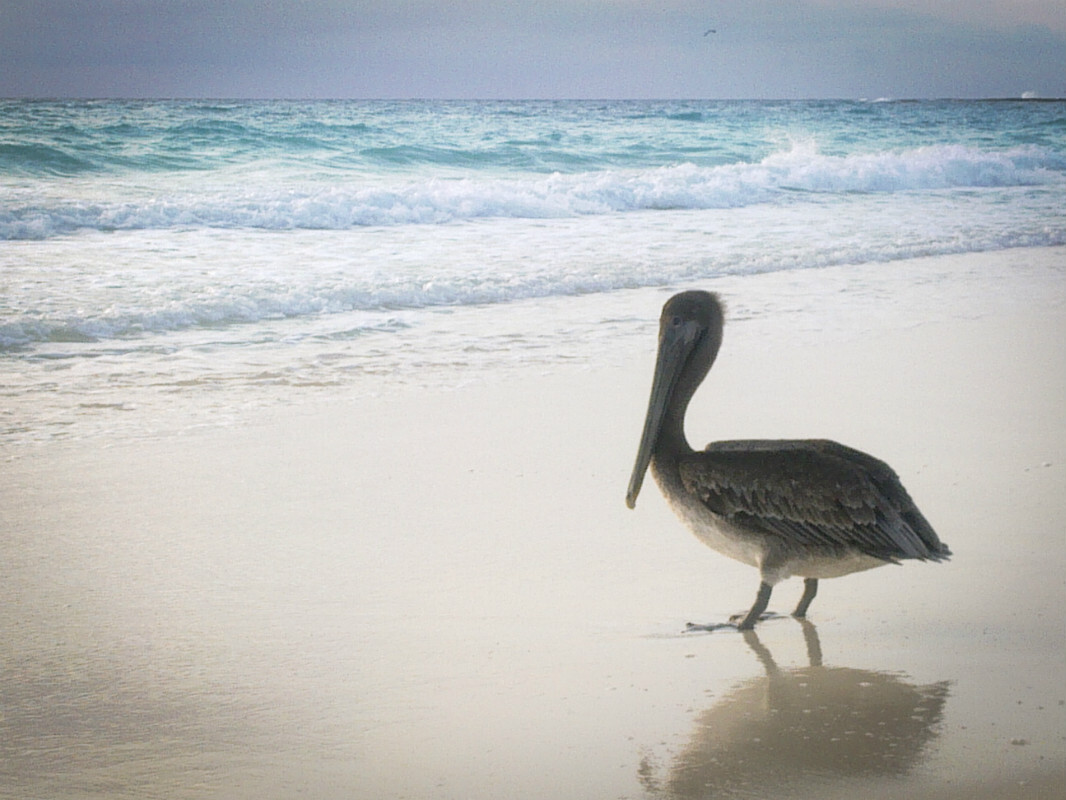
[{"left": 2, "top": 254, "right": 1065, "bottom": 798}]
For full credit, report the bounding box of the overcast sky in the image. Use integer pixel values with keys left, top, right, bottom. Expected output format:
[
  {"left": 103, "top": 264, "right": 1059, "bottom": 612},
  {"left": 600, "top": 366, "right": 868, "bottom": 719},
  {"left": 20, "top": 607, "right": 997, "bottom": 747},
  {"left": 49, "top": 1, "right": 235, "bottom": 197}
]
[{"left": 2, "top": 0, "right": 1064, "bottom": 99}]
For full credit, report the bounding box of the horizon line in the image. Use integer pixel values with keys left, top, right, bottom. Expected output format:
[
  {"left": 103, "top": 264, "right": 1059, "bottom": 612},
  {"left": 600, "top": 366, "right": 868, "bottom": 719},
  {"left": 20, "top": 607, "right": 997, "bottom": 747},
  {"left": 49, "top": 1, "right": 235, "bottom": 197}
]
[{"left": 4, "top": 95, "right": 1064, "bottom": 103}]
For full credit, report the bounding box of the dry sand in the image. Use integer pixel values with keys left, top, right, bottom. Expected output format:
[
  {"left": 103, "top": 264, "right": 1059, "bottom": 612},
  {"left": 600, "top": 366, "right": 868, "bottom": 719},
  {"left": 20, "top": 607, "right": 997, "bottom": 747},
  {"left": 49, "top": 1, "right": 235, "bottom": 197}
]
[{"left": 2, "top": 251, "right": 1065, "bottom": 799}]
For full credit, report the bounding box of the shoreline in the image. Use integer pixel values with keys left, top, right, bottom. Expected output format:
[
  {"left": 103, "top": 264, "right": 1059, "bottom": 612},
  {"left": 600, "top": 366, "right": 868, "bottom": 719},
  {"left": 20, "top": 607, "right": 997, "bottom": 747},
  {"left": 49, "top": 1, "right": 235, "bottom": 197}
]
[
  {"left": 2, "top": 246, "right": 1065, "bottom": 799},
  {"left": 3, "top": 244, "right": 1064, "bottom": 459}
]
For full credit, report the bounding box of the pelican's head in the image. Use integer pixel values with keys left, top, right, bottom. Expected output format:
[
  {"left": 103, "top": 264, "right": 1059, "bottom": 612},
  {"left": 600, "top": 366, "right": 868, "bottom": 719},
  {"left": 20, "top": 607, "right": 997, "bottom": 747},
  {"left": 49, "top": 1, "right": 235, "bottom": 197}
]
[{"left": 626, "top": 291, "right": 724, "bottom": 509}]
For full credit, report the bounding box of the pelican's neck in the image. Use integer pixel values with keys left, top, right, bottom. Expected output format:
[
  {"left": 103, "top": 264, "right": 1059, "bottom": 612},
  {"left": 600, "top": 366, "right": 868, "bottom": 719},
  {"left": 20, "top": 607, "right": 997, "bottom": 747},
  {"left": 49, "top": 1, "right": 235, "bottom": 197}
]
[
  {"left": 657, "top": 340, "right": 711, "bottom": 462},
  {"left": 660, "top": 407, "right": 695, "bottom": 456},
  {"left": 655, "top": 398, "right": 695, "bottom": 465}
]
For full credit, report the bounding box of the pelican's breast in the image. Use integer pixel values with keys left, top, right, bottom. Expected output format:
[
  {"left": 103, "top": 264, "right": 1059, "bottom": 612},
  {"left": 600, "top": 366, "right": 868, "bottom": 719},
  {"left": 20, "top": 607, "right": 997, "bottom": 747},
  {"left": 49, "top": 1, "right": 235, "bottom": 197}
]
[{"left": 651, "top": 458, "right": 765, "bottom": 570}]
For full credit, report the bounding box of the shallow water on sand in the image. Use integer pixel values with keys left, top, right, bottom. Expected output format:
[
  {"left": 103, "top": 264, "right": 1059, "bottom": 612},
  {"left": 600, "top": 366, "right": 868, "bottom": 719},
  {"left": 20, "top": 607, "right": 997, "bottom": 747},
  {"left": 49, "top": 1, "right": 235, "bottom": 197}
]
[{"left": 3, "top": 246, "right": 1063, "bottom": 453}]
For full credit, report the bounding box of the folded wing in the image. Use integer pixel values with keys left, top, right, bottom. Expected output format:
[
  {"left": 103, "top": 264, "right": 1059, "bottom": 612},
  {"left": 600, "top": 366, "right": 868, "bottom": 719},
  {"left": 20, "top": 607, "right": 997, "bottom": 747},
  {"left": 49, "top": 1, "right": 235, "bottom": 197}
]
[{"left": 679, "top": 439, "right": 950, "bottom": 562}]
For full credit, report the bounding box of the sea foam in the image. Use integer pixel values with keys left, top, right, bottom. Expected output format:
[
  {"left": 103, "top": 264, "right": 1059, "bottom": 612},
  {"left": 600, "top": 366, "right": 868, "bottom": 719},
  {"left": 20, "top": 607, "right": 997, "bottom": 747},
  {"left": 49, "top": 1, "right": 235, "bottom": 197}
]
[{"left": 1, "top": 144, "right": 1061, "bottom": 240}]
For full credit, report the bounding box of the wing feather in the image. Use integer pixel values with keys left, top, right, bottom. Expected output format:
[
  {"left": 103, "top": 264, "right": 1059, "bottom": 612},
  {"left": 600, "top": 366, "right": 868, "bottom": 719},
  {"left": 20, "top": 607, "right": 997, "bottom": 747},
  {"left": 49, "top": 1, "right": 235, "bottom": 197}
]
[{"left": 679, "top": 440, "right": 949, "bottom": 561}]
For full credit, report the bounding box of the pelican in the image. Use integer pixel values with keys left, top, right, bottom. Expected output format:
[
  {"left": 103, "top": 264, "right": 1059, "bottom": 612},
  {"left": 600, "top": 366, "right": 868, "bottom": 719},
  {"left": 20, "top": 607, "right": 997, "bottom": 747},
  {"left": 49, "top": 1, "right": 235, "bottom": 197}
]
[{"left": 626, "top": 291, "right": 950, "bottom": 630}]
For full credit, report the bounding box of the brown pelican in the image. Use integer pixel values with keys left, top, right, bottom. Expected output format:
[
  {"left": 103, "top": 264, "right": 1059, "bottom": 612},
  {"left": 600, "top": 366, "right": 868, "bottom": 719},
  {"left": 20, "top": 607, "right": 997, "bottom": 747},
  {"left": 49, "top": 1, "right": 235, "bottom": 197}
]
[{"left": 626, "top": 291, "right": 950, "bottom": 630}]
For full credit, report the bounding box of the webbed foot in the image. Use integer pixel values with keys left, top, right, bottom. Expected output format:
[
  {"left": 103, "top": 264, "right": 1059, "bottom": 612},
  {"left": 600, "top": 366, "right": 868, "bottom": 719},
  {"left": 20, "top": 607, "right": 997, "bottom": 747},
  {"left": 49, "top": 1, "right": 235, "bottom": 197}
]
[
  {"left": 686, "top": 582, "right": 778, "bottom": 632},
  {"left": 683, "top": 621, "right": 737, "bottom": 633}
]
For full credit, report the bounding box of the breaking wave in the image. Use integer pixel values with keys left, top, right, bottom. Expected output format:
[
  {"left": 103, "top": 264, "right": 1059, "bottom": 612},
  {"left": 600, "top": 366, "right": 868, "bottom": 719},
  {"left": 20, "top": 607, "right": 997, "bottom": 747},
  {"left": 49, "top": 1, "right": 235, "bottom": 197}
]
[{"left": 2, "top": 144, "right": 1062, "bottom": 240}]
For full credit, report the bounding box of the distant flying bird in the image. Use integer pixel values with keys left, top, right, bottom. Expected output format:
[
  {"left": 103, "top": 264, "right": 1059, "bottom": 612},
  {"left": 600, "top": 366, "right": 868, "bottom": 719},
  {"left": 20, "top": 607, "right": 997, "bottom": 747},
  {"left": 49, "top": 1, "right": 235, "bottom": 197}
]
[
  {"left": 704, "top": 28, "right": 716, "bottom": 36},
  {"left": 626, "top": 291, "right": 950, "bottom": 631}
]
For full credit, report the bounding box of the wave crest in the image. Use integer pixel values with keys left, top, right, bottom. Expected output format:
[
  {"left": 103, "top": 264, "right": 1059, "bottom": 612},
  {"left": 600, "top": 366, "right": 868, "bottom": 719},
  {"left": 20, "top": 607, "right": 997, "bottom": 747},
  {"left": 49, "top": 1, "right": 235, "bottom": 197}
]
[{"left": 1, "top": 144, "right": 1062, "bottom": 240}]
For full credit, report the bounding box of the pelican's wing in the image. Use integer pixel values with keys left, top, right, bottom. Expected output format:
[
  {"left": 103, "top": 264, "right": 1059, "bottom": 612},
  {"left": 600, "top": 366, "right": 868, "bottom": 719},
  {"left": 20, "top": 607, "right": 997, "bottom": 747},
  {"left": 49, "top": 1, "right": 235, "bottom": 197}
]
[{"left": 679, "top": 439, "right": 948, "bottom": 561}]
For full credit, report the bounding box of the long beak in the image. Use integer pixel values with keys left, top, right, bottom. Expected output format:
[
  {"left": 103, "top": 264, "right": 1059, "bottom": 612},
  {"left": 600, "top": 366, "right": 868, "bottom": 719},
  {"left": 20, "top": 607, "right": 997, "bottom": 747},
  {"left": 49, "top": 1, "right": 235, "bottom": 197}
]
[{"left": 626, "top": 321, "right": 699, "bottom": 509}]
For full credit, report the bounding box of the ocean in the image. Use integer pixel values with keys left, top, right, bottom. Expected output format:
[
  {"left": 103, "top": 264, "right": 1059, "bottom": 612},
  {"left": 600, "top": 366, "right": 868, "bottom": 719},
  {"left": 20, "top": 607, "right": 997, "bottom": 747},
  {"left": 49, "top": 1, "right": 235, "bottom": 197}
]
[{"left": 2, "top": 98, "right": 1065, "bottom": 447}]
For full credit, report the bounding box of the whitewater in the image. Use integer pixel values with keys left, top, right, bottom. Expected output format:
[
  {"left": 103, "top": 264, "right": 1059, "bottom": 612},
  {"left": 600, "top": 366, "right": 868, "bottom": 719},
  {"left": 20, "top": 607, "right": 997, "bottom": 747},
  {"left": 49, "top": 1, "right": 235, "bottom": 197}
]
[{"left": 2, "top": 99, "right": 1064, "bottom": 446}]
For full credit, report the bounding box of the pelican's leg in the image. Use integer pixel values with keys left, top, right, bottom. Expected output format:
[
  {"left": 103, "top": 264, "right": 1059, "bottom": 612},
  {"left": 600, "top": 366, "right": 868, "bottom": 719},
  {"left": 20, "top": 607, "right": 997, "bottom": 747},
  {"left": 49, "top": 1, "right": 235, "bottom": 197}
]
[
  {"left": 684, "top": 582, "right": 775, "bottom": 633},
  {"left": 793, "top": 578, "right": 818, "bottom": 618},
  {"left": 735, "top": 582, "right": 773, "bottom": 630}
]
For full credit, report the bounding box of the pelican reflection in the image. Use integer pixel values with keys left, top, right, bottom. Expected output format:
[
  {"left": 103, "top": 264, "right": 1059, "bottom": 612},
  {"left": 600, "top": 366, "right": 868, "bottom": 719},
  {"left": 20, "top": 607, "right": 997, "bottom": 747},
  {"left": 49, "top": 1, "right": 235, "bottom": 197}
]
[{"left": 639, "top": 622, "right": 950, "bottom": 799}]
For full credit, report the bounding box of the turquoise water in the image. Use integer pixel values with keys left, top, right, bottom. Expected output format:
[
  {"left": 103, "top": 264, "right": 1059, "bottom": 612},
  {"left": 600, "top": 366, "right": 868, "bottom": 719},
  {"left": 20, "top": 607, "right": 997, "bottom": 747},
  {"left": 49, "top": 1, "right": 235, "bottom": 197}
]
[
  {"left": 3, "top": 99, "right": 1064, "bottom": 237},
  {"left": 4, "top": 99, "right": 1065, "bottom": 179},
  {"left": 1, "top": 99, "right": 1064, "bottom": 443}
]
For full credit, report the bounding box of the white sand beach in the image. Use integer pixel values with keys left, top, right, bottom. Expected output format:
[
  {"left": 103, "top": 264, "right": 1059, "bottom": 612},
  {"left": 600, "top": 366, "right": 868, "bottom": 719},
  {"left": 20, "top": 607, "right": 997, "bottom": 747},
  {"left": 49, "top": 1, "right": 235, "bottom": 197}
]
[{"left": 2, "top": 248, "right": 1064, "bottom": 799}]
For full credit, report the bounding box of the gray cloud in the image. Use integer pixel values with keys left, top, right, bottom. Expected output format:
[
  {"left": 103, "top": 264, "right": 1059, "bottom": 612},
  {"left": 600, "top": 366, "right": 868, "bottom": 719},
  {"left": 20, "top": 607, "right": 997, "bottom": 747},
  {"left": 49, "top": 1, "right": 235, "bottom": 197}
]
[{"left": 1, "top": 0, "right": 1063, "bottom": 98}]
